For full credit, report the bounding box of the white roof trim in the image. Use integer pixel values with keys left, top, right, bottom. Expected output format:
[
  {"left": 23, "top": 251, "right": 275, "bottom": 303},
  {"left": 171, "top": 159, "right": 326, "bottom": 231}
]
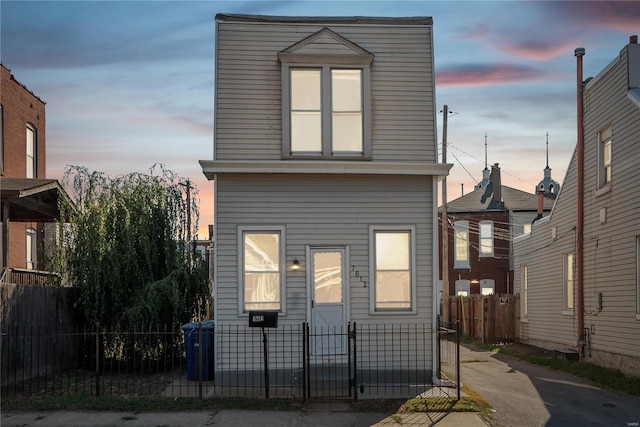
[
  {"left": 627, "top": 88, "right": 640, "bottom": 108},
  {"left": 200, "top": 160, "right": 451, "bottom": 180}
]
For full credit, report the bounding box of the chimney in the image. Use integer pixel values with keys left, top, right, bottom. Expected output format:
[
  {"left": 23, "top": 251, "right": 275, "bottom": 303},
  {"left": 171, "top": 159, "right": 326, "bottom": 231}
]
[
  {"left": 536, "top": 189, "right": 545, "bottom": 219},
  {"left": 491, "top": 163, "right": 502, "bottom": 204},
  {"left": 532, "top": 189, "right": 545, "bottom": 224},
  {"left": 631, "top": 35, "right": 638, "bottom": 44}
]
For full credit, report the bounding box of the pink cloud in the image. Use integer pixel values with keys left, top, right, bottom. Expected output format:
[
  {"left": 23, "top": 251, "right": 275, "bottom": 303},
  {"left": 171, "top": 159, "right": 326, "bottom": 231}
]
[
  {"left": 497, "top": 38, "right": 579, "bottom": 61},
  {"left": 551, "top": 2, "right": 640, "bottom": 33},
  {"left": 436, "top": 63, "right": 540, "bottom": 87}
]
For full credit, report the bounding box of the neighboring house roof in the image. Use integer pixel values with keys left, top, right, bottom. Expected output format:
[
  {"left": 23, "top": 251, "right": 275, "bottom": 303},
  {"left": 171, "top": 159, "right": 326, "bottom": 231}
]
[
  {"left": 0, "top": 178, "right": 72, "bottom": 221},
  {"left": 215, "top": 14, "right": 432, "bottom": 25},
  {"left": 443, "top": 185, "right": 555, "bottom": 213}
]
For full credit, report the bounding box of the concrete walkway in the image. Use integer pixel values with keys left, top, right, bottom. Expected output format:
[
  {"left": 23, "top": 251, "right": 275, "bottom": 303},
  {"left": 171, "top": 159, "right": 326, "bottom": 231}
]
[{"left": 2, "top": 405, "right": 490, "bottom": 427}]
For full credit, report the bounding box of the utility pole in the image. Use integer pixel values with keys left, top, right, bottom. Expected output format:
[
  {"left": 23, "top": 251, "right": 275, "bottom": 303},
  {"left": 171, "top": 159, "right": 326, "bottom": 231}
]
[
  {"left": 441, "top": 105, "right": 449, "bottom": 326},
  {"left": 181, "top": 180, "right": 193, "bottom": 259}
]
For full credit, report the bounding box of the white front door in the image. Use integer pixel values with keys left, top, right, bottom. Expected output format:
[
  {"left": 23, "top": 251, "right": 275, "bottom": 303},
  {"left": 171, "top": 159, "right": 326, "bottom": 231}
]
[{"left": 309, "top": 247, "right": 347, "bottom": 355}]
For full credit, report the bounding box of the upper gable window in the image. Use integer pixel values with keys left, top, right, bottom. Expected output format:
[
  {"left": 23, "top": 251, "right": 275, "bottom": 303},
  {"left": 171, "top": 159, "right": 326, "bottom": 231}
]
[
  {"left": 598, "top": 125, "right": 612, "bottom": 189},
  {"left": 279, "top": 28, "right": 373, "bottom": 160}
]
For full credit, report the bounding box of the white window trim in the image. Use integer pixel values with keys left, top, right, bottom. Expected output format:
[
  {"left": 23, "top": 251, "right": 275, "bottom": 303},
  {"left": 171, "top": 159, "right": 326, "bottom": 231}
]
[
  {"left": 26, "top": 227, "right": 36, "bottom": 270},
  {"left": 453, "top": 220, "right": 470, "bottom": 269},
  {"left": 597, "top": 125, "right": 612, "bottom": 190},
  {"left": 563, "top": 252, "right": 574, "bottom": 315},
  {"left": 26, "top": 123, "right": 36, "bottom": 179},
  {"left": 237, "top": 225, "right": 286, "bottom": 315},
  {"left": 479, "top": 220, "right": 494, "bottom": 257},
  {"left": 279, "top": 52, "right": 372, "bottom": 160},
  {"left": 520, "top": 265, "right": 528, "bottom": 320},
  {"left": 369, "top": 225, "right": 416, "bottom": 314}
]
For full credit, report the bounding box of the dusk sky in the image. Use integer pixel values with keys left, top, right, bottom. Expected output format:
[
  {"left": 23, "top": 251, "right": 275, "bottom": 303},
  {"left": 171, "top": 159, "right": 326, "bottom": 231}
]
[{"left": 2, "top": 1, "right": 639, "bottom": 238}]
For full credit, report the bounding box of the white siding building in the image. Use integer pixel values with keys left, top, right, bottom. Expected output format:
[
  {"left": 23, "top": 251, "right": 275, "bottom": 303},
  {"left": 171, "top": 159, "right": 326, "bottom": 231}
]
[
  {"left": 200, "top": 14, "right": 449, "bottom": 395},
  {"left": 514, "top": 37, "right": 640, "bottom": 377}
]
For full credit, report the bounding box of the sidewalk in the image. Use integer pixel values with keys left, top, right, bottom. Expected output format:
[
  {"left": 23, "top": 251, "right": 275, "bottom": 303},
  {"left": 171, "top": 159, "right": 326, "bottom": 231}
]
[{"left": 2, "top": 405, "right": 490, "bottom": 426}]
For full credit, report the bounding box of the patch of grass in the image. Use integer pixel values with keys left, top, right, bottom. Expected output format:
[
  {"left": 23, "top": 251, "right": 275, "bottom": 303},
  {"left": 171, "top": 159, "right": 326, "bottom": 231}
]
[
  {"left": 390, "top": 413, "right": 403, "bottom": 424},
  {"left": 498, "top": 347, "right": 640, "bottom": 397},
  {"left": 397, "top": 385, "right": 491, "bottom": 415}
]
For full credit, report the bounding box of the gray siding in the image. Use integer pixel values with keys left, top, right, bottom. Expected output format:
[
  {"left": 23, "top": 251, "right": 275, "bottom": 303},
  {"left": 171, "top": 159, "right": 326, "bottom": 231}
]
[
  {"left": 514, "top": 44, "right": 640, "bottom": 372},
  {"left": 215, "top": 21, "right": 436, "bottom": 162},
  {"left": 214, "top": 173, "right": 435, "bottom": 324}
]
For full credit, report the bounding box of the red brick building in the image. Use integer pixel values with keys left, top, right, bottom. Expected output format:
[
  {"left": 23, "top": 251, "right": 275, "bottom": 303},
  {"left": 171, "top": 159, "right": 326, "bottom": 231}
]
[
  {"left": 439, "top": 164, "right": 556, "bottom": 297},
  {"left": 1, "top": 64, "right": 65, "bottom": 274}
]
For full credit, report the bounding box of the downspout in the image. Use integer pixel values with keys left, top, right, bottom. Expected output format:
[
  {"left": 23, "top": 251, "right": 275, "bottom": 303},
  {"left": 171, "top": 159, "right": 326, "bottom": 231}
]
[{"left": 575, "top": 47, "right": 585, "bottom": 353}]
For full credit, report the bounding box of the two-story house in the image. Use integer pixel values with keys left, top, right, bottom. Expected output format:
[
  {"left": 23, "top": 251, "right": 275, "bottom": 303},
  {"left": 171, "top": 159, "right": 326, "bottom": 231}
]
[
  {"left": 200, "top": 14, "right": 450, "bottom": 396},
  {"left": 514, "top": 36, "right": 640, "bottom": 377},
  {"left": 1, "top": 64, "right": 67, "bottom": 281}
]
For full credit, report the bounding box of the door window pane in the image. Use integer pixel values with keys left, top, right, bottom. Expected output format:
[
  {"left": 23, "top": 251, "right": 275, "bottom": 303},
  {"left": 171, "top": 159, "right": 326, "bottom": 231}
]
[{"left": 314, "top": 251, "right": 342, "bottom": 303}]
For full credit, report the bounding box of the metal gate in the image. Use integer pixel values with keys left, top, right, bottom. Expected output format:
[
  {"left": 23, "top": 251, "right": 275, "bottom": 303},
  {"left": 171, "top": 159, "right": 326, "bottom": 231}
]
[{"left": 303, "top": 322, "right": 354, "bottom": 399}]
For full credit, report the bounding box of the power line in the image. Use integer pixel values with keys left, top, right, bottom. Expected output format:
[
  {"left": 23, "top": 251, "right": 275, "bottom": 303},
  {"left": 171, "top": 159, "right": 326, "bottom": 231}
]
[
  {"left": 448, "top": 143, "right": 538, "bottom": 187},
  {"left": 448, "top": 149, "right": 479, "bottom": 184}
]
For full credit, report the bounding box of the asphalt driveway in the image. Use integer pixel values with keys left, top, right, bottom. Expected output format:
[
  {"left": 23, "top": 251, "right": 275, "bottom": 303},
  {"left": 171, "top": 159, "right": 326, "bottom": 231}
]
[{"left": 459, "top": 343, "right": 640, "bottom": 427}]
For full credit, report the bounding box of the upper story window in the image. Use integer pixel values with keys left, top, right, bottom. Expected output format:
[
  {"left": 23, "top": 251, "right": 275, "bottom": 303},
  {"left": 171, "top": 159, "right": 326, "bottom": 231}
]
[
  {"left": 26, "top": 123, "right": 36, "bottom": 178},
  {"left": 279, "top": 27, "right": 373, "bottom": 160},
  {"left": 479, "top": 221, "right": 494, "bottom": 257},
  {"left": 454, "top": 220, "right": 469, "bottom": 269},
  {"left": 290, "top": 68, "right": 363, "bottom": 155},
  {"left": 598, "top": 125, "right": 612, "bottom": 189}
]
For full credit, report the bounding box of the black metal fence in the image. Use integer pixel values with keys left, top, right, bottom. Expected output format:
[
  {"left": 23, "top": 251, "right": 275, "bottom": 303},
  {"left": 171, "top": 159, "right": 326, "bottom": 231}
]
[{"left": 1, "top": 321, "right": 459, "bottom": 401}]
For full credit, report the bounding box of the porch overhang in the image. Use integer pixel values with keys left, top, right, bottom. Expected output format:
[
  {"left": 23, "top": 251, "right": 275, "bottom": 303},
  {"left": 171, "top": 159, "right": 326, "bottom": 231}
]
[
  {"left": 1, "top": 178, "right": 72, "bottom": 222},
  {"left": 199, "top": 160, "right": 452, "bottom": 181}
]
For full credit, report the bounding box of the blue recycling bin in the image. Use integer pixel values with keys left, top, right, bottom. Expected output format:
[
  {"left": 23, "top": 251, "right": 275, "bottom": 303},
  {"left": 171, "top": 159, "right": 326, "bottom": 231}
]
[{"left": 182, "top": 320, "right": 215, "bottom": 381}]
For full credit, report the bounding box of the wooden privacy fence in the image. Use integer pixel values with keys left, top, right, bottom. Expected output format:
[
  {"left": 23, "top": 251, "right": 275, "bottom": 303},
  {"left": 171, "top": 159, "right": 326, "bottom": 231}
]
[{"left": 446, "top": 294, "right": 519, "bottom": 344}]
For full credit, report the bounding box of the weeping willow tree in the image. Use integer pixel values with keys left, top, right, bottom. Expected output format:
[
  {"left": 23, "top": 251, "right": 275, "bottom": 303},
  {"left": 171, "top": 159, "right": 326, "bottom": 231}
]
[{"left": 52, "top": 165, "right": 210, "bottom": 330}]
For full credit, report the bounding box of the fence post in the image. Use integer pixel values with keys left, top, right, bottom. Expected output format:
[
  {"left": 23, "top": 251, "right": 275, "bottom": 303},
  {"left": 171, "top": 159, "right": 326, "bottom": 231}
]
[
  {"left": 198, "top": 321, "right": 203, "bottom": 399},
  {"left": 351, "top": 322, "right": 357, "bottom": 401},
  {"left": 262, "top": 327, "right": 269, "bottom": 398},
  {"left": 302, "top": 323, "right": 307, "bottom": 403},
  {"left": 456, "top": 320, "right": 461, "bottom": 401},
  {"left": 95, "top": 322, "right": 100, "bottom": 397}
]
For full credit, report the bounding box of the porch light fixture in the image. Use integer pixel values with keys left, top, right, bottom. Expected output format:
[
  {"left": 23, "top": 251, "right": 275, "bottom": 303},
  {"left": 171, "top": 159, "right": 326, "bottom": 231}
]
[{"left": 292, "top": 259, "right": 300, "bottom": 271}]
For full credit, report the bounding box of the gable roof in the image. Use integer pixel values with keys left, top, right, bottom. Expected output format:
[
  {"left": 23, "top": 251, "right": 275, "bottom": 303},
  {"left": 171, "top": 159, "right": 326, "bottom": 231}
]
[
  {"left": 279, "top": 26, "right": 374, "bottom": 58},
  {"left": 444, "top": 185, "right": 555, "bottom": 213}
]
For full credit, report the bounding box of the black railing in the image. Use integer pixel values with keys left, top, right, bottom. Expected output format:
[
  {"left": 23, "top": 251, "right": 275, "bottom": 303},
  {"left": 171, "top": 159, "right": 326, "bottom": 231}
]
[
  {"left": 1, "top": 321, "right": 459, "bottom": 400},
  {"left": 1, "top": 268, "right": 59, "bottom": 286}
]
